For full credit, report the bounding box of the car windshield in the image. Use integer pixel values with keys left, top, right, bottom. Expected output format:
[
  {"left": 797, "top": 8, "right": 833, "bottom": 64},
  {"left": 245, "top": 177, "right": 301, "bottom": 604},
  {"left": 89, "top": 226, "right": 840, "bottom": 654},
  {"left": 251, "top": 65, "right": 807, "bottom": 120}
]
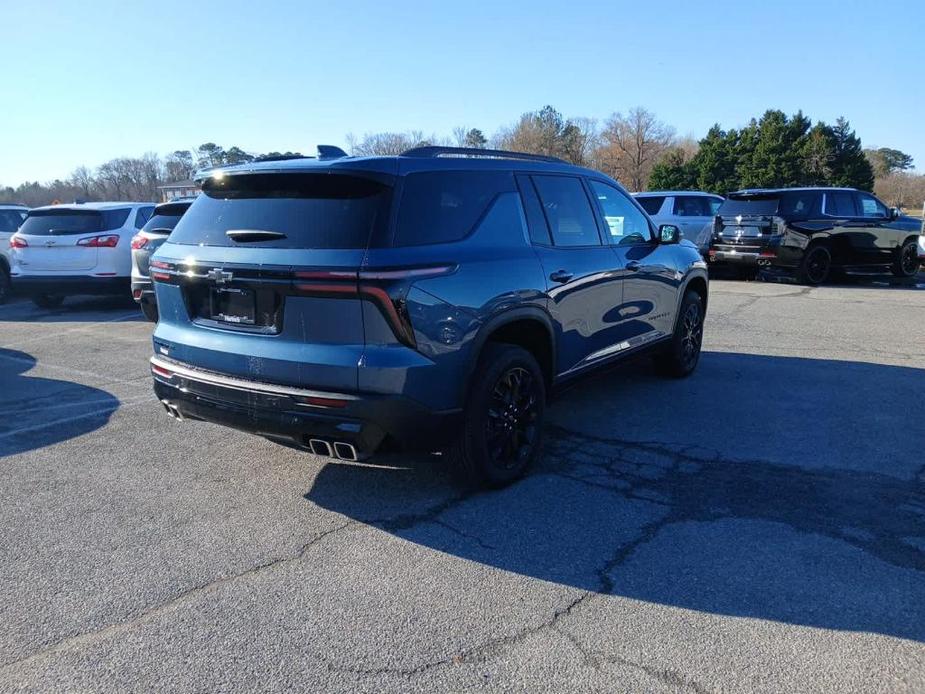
[
  {"left": 167, "top": 173, "right": 394, "bottom": 249},
  {"left": 0, "top": 209, "right": 26, "bottom": 232}
]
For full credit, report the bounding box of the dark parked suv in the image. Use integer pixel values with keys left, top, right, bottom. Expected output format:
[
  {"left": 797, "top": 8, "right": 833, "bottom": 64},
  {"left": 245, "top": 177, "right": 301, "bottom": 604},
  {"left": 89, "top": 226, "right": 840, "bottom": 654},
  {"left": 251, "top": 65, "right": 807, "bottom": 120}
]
[
  {"left": 131, "top": 198, "right": 194, "bottom": 321},
  {"left": 709, "top": 188, "right": 922, "bottom": 284},
  {"left": 149, "top": 146, "right": 708, "bottom": 486}
]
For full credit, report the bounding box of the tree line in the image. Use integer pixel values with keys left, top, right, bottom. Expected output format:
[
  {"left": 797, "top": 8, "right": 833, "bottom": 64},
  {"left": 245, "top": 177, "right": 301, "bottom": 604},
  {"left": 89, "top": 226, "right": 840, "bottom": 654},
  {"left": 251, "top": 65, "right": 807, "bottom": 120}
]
[{"left": 2, "top": 107, "right": 919, "bottom": 209}]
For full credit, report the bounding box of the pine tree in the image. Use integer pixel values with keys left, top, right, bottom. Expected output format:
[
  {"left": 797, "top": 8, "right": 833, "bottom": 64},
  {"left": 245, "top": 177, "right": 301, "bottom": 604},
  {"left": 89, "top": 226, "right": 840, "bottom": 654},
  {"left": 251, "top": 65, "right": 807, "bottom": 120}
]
[{"left": 828, "top": 118, "right": 875, "bottom": 190}]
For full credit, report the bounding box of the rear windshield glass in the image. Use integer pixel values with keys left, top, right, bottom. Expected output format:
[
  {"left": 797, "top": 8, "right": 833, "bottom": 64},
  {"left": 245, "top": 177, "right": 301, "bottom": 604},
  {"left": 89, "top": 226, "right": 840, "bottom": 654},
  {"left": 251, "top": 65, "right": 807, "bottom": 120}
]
[
  {"left": 142, "top": 203, "right": 191, "bottom": 234},
  {"left": 19, "top": 208, "right": 130, "bottom": 236},
  {"left": 0, "top": 209, "right": 26, "bottom": 232},
  {"left": 394, "top": 171, "right": 514, "bottom": 246},
  {"left": 717, "top": 196, "right": 780, "bottom": 216},
  {"left": 168, "top": 173, "right": 393, "bottom": 249},
  {"left": 636, "top": 196, "right": 665, "bottom": 215}
]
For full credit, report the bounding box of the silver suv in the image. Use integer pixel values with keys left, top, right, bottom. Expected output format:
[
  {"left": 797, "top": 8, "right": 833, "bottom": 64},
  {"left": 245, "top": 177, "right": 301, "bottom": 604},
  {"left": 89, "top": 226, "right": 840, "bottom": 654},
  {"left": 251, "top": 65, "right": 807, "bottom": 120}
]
[
  {"left": 634, "top": 191, "right": 723, "bottom": 255},
  {"left": 0, "top": 204, "right": 29, "bottom": 303}
]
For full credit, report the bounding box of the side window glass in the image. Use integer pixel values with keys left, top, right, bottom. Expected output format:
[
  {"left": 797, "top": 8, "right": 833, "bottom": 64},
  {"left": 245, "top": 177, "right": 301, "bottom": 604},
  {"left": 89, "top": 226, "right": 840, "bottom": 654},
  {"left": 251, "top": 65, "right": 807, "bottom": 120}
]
[
  {"left": 856, "top": 193, "right": 887, "bottom": 218},
  {"left": 515, "top": 174, "right": 551, "bottom": 245},
  {"left": 673, "top": 196, "right": 711, "bottom": 217},
  {"left": 531, "top": 175, "right": 601, "bottom": 247},
  {"left": 636, "top": 196, "right": 665, "bottom": 216},
  {"left": 471, "top": 192, "right": 528, "bottom": 245},
  {"left": 589, "top": 180, "right": 652, "bottom": 246},
  {"left": 827, "top": 192, "right": 857, "bottom": 217},
  {"left": 709, "top": 198, "right": 723, "bottom": 215},
  {"left": 135, "top": 206, "right": 154, "bottom": 229}
]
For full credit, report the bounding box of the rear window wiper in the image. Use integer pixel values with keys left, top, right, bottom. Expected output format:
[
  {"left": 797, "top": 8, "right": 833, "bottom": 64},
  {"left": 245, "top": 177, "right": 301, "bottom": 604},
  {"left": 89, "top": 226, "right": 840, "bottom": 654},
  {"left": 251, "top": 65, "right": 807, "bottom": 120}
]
[{"left": 225, "top": 229, "right": 287, "bottom": 243}]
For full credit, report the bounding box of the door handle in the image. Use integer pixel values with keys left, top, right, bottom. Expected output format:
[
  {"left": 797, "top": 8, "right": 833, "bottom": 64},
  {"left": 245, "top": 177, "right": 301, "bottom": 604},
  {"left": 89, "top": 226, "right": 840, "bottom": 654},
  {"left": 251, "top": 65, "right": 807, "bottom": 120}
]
[
  {"left": 549, "top": 270, "right": 573, "bottom": 283},
  {"left": 626, "top": 260, "right": 641, "bottom": 272}
]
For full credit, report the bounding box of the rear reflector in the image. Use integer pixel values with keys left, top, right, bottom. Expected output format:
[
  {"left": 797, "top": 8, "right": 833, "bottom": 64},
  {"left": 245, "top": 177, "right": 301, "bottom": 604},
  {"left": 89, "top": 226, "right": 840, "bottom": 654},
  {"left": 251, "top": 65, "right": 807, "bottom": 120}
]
[
  {"left": 151, "top": 364, "right": 173, "bottom": 378},
  {"left": 295, "top": 395, "right": 350, "bottom": 409}
]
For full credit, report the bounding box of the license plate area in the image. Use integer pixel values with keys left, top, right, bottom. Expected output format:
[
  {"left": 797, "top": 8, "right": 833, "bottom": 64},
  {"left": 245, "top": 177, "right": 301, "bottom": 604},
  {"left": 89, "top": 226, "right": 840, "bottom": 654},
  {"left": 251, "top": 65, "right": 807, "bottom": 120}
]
[{"left": 210, "top": 287, "right": 256, "bottom": 325}]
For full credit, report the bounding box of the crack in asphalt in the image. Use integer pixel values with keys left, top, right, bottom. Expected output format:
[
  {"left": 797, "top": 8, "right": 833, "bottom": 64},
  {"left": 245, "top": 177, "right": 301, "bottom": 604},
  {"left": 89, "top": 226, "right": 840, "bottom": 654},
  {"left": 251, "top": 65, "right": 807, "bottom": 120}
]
[{"left": 0, "top": 520, "right": 355, "bottom": 673}]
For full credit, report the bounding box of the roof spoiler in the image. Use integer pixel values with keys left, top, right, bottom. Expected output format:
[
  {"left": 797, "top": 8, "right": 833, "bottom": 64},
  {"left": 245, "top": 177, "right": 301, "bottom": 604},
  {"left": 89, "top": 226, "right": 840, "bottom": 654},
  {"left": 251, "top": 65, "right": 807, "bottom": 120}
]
[{"left": 402, "top": 146, "right": 565, "bottom": 164}]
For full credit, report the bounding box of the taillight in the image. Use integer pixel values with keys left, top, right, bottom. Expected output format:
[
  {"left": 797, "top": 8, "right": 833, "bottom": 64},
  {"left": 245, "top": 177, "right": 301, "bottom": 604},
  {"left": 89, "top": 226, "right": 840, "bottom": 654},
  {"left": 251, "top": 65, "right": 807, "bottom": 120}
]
[
  {"left": 292, "top": 265, "right": 456, "bottom": 347},
  {"left": 131, "top": 234, "right": 148, "bottom": 250},
  {"left": 77, "top": 234, "right": 120, "bottom": 248},
  {"left": 9, "top": 235, "right": 27, "bottom": 249},
  {"left": 150, "top": 259, "right": 174, "bottom": 282}
]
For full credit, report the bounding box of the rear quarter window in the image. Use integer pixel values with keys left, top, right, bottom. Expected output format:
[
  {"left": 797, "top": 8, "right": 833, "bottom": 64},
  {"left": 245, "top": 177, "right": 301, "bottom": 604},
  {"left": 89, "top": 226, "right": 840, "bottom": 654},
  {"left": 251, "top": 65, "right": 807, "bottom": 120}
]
[
  {"left": 394, "top": 171, "right": 514, "bottom": 246},
  {"left": 0, "top": 209, "right": 25, "bottom": 232}
]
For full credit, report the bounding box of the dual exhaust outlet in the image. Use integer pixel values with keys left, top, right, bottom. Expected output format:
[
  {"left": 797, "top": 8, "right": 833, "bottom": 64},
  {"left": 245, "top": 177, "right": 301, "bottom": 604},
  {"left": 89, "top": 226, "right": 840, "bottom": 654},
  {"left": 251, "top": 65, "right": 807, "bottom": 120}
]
[
  {"left": 308, "top": 438, "right": 359, "bottom": 462},
  {"left": 160, "top": 399, "right": 359, "bottom": 462}
]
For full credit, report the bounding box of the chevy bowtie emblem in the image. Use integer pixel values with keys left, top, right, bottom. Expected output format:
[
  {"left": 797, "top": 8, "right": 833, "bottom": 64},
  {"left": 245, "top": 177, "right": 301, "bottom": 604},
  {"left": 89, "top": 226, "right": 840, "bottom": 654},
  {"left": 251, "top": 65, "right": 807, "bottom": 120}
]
[{"left": 207, "top": 268, "right": 233, "bottom": 284}]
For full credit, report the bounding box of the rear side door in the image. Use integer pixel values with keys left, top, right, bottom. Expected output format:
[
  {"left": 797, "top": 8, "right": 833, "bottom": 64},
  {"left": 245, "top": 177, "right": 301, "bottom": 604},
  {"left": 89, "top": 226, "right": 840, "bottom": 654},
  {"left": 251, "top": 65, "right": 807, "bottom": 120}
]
[
  {"left": 854, "top": 192, "right": 896, "bottom": 265},
  {"left": 672, "top": 195, "right": 720, "bottom": 251},
  {"left": 519, "top": 174, "right": 625, "bottom": 376},
  {"left": 589, "top": 179, "right": 678, "bottom": 344}
]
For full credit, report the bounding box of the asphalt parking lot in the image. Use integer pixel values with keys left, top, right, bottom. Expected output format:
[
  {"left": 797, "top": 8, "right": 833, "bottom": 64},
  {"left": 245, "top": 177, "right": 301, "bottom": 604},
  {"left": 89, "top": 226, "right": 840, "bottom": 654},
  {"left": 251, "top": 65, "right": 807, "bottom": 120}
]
[{"left": 1, "top": 278, "right": 923, "bottom": 693}]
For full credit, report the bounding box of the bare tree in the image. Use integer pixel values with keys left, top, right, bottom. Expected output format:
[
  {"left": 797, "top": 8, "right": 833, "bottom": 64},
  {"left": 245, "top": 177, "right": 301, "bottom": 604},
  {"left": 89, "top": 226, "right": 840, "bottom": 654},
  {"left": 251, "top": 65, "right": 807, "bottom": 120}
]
[
  {"left": 493, "top": 106, "right": 593, "bottom": 165},
  {"left": 347, "top": 131, "right": 442, "bottom": 156},
  {"left": 595, "top": 107, "right": 676, "bottom": 191}
]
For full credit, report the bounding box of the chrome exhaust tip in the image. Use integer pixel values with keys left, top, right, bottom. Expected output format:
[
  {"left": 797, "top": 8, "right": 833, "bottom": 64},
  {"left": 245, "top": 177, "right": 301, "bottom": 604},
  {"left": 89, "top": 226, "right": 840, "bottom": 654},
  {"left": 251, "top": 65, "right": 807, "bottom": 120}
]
[
  {"left": 333, "top": 442, "right": 358, "bottom": 462},
  {"left": 161, "top": 400, "right": 183, "bottom": 420},
  {"left": 308, "top": 439, "right": 333, "bottom": 457}
]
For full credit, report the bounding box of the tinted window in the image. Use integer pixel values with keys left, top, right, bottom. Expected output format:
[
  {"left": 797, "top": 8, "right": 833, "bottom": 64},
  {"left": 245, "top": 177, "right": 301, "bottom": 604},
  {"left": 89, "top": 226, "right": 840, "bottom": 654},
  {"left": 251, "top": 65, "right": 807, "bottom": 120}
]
[
  {"left": 826, "top": 192, "right": 857, "bottom": 217},
  {"left": 717, "top": 196, "right": 779, "bottom": 216},
  {"left": 0, "top": 209, "right": 25, "bottom": 232},
  {"left": 637, "top": 196, "right": 665, "bottom": 215},
  {"left": 589, "top": 181, "right": 652, "bottom": 245},
  {"left": 778, "top": 191, "right": 822, "bottom": 218},
  {"left": 856, "top": 193, "right": 887, "bottom": 218},
  {"left": 395, "top": 171, "right": 512, "bottom": 246},
  {"left": 142, "top": 202, "right": 191, "bottom": 235},
  {"left": 134, "top": 206, "right": 155, "bottom": 229},
  {"left": 516, "top": 174, "right": 552, "bottom": 245},
  {"left": 708, "top": 197, "right": 723, "bottom": 215},
  {"left": 19, "top": 208, "right": 129, "bottom": 236},
  {"left": 469, "top": 192, "right": 528, "bottom": 245},
  {"left": 532, "top": 176, "right": 601, "bottom": 247},
  {"left": 168, "top": 173, "right": 393, "bottom": 249},
  {"left": 673, "top": 196, "right": 715, "bottom": 217}
]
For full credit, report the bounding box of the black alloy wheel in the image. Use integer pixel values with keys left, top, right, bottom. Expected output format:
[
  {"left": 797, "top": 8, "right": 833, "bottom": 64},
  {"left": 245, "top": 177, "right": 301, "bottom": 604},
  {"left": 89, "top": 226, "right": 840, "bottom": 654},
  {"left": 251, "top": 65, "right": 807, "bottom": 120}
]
[
  {"left": 485, "top": 366, "right": 540, "bottom": 471},
  {"left": 679, "top": 300, "right": 704, "bottom": 373},
  {"left": 894, "top": 239, "right": 920, "bottom": 278},
  {"left": 800, "top": 245, "right": 831, "bottom": 285}
]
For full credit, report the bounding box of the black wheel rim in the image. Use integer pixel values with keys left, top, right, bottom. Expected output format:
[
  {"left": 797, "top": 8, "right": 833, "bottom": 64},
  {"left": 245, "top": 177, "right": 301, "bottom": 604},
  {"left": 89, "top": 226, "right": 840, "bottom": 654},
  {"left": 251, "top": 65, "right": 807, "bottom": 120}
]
[
  {"left": 806, "top": 249, "right": 829, "bottom": 283},
  {"left": 485, "top": 367, "right": 539, "bottom": 470},
  {"left": 680, "top": 302, "right": 703, "bottom": 370},
  {"left": 901, "top": 244, "right": 918, "bottom": 276}
]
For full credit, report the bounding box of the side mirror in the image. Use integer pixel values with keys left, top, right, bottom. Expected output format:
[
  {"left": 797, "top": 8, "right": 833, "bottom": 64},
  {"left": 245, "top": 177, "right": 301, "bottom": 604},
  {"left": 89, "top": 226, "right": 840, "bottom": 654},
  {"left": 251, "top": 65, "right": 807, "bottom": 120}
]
[
  {"left": 889, "top": 207, "right": 901, "bottom": 221},
  {"left": 659, "top": 224, "right": 681, "bottom": 244}
]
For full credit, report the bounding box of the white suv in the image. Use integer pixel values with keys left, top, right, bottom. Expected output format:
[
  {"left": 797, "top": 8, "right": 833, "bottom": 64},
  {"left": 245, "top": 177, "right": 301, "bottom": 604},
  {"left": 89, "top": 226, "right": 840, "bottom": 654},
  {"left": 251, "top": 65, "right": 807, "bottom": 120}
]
[
  {"left": 633, "top": 191, "right": 724, "bottom": 255},
  {"left": 0, "top": 204, "right": 29, "bottom": 303},
  {"left": 10, "top": 202, "right": 154, "bottom": 308}
]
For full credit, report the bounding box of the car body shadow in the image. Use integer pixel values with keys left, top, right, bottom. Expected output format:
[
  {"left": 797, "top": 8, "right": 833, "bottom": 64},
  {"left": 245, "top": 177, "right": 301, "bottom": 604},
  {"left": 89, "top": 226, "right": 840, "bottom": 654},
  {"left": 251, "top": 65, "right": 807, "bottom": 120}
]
[
  {"left": 306, "top": 351, "right": 925, "bottom": 642},
  {"left": 0, "top": 349, "right": 121, "bottom": 457}
]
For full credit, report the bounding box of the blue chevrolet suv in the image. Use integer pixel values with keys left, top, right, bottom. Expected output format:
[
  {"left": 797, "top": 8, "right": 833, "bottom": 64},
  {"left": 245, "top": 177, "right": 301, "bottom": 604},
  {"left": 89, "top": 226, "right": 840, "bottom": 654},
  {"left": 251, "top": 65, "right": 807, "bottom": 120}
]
[{"left": 150, "top": 146, "right": 708, "bottom": 486}]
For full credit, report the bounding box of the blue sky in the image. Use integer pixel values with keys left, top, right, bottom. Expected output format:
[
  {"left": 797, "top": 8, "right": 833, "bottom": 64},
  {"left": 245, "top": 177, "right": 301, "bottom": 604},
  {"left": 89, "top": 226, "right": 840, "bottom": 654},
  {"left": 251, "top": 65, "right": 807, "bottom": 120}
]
[{"left": 2, "top": 0, "right": 923, "bottom": 183}]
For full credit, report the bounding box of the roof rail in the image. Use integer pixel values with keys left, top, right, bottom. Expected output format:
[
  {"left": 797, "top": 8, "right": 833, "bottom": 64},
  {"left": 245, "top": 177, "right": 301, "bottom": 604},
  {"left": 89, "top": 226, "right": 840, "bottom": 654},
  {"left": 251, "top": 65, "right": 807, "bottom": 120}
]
[{"left": 401, "top": 146, "right": 565, "bottom": 164}]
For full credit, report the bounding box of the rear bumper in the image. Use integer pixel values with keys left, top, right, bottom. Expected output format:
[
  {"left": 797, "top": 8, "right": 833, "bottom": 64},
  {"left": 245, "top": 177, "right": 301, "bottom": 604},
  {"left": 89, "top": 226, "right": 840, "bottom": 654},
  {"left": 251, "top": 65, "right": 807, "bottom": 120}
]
[
  {"left": 707, "top": 249, "right": 759, "bottom": 265},
  {"left": 11, "top": 275, "right": 129, "bottom": 296},
  {"left": 150, "top": 356, "right": 461, "bottom": 456}
]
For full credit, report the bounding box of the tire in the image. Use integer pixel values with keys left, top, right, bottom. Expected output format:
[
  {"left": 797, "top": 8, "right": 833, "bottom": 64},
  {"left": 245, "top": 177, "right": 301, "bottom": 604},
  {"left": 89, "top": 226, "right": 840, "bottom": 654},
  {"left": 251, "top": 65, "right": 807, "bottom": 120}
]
[
  {"left": 796, "top": 244, "right": 831, "bottom": 285},
  {"left": 140, "top": 300, "right": 159, "bottom": 322},
  {"left": 32, "top": 294, "right": 64, "bottom": 309},
  {"left": 0, "top": 266, "right": 9, "bottom": 305},
  {"left": 653, "top": 290, "right": 704, "bottom": 378},
  {"left": 447, "top": 344, "right": 546, "bottom": 488},
  {"left": 892, "top": 238, "right": 920, "bottom": 278}
]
